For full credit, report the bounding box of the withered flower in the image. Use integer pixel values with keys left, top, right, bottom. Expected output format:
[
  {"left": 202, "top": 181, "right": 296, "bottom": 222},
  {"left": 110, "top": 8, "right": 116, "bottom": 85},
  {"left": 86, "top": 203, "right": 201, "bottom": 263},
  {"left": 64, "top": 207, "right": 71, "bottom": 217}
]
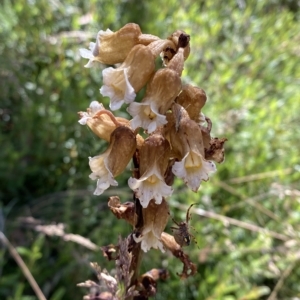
[
  {"left": 128, "top": 133, "right": 172, "bottom": 208},
  {"left": 108, "top": 196, "right": 135, "bottom": 226},
  {"left": 89, "top": 126, "right": 136, "bottom": 195},
  {"left": 133, "top": 199, "right": 169, "bottom": 252}
]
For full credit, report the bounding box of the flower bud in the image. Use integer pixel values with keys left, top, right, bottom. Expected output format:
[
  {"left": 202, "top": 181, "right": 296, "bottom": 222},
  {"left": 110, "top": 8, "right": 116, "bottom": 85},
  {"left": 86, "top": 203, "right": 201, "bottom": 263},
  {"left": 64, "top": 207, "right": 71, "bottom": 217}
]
[
  {"left": 166, "top": 33, "right": 190, "bottom": 76},
  {"left": 176, "top": 84, "right": 207, "bottom": 123},
  {"left": 161, "top": 30, "right": 190, "bottom": 66}
]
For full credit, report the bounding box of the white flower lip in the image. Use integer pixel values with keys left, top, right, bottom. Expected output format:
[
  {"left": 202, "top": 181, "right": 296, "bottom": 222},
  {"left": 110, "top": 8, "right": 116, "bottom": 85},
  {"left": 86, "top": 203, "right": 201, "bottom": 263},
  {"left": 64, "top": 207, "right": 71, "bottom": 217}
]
[
  {"left": 100, "top": 67, "right": 136, "bottom": 111},
  {"left": 127, "top": 101, "right": 167, "bottom": 133},
  {"left": 79, "top": 42, "right": 98, "bottom": 68},
  {"left": 172, "top": 151, "right": 216, "bottom": 192},
  {"left": 89, "top": 154, "right": 118, "bottom": 195},
  {"left": 133, "top": 230, "right": 165, "bottom": 253},
  {"left": 128, "top": 166, "right": 173, "bottom": 208}
]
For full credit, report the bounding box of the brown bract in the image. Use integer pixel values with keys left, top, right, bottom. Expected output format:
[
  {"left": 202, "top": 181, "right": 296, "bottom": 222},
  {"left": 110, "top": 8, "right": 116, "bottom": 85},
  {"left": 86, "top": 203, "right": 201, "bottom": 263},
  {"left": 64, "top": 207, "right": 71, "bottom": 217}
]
[
  {"left": 142, "top": 199, "right": 169, "bottom": 239},
  {"left": 138, "top": 133, "right": 170, "bottom": 177},
  {"left": 106, "top": 126, "right": 137, "bottom": 177},
  {"left": 142, "top": 67, "right": 182, "bottom": 115}
]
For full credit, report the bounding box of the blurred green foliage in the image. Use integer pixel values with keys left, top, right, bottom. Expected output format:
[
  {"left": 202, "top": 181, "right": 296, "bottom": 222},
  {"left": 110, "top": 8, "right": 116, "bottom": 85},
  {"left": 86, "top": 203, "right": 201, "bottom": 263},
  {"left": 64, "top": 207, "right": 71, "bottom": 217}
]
[{"left": 0, "top": 0, "right": 300, "bottom": 299}]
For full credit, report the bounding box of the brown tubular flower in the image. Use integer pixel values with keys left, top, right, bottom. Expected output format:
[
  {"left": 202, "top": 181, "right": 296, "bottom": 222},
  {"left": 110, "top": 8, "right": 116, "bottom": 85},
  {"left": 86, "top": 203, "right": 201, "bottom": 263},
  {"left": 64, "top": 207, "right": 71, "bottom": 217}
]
[
  {"left": 133, "top": 199, "right": 169, "bottom": 252},
  {"left": 100, "top": 44, "right": 156, "bottom": 111},
  {"left": 128, "top": 66, "right": 182, "bottom": 133},
  {"left": 128, "top": 133, "right": 172, "bottom": 208},
  {"left": 102, "top": 126, "right": 137, "bottom": 176},
  {"left": 78, "top": 100, "right": 145, "bottom": 148},
  {"left": 78, "top": 101, "right": 129, "bottom": 142},
  {"left": 100, "top": 38, "right": 178, "bottom": 111},
  {"left": 165, "top": 104, "right": 216, "bottom": 192},
  {"left": 89, "top": 126, "right": 137, "bottom": 195},
  {"left": 80, "top": 23, "right": 142, "bottom": 66},
  {"left": 167, "top": 103, "right": 205, "bottom": 159}
]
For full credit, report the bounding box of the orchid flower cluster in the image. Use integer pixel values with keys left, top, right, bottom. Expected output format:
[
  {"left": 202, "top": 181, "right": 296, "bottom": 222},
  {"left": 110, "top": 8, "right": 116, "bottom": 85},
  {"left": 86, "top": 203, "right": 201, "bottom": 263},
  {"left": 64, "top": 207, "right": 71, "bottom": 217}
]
[{"left": 78, "top": 23, "right": 226, "bottom": 255}]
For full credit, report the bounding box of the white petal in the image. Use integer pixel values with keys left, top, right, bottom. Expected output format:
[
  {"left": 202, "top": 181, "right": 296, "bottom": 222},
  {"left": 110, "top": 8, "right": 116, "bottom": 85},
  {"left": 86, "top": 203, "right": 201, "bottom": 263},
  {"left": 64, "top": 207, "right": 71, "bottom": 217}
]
[
  {"left": 129, "top": 114, "right": 142, "bottom": 131},
  {"left": 98, "top": 28, "right": 113, "bottom": 37},
  {"left": 127, "top": 102, "right": 167, "bottom": 133},
  {"left": 93, "top": 179, "right": 111, "bottom": 195},
  {"left": 88, "top": 42, "right": 96, "bottom": 52},
  {"left": 172, "top": 152, "right": 216, "bottom": 192},
  {"left": 147, "top": 120, "right": 158, "bottom": 134},
  {"left": 88, "top": 155, "right": 118, "bottom": 196},
  {"left": 140, "top": 231, "right": 165, "bottom": 253},
  {"left": 128, "top": 177, "right": 141, "bottom": 190},
  {"left": 100, "top": 68, "right": 136, "bottom": 111},
  {"left": 89, "top": 101, "right": 104, "bottom": 113},
  {"left": 172, "top": 160, "right": 186, "bottom": 178},
  {"left": 79, "top": 48, "right": 93, "bottom": 60},
  {"left": 100, "top": 85, "right": 124, "bottom": 111},
  {"left": 78, "top": 112, "right": 90, "bottom": 125},
  {"left": 128, "top": 177, "right": 173, "bottom": 208}
]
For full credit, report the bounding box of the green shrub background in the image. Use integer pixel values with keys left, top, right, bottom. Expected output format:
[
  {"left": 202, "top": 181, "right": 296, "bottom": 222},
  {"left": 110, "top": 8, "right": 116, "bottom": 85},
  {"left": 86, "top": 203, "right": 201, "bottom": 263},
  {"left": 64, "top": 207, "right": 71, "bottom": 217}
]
[{"left": 1, "top": 0, "right": 300, "bottom": 299}]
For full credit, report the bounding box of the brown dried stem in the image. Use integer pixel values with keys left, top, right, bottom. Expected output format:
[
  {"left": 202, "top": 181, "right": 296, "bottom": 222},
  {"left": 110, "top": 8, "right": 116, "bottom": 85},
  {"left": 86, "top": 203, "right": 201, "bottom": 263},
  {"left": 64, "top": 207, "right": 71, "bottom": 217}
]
[
  {"left": 0, "top": 232, "right": 47, "bottom": 300},
  {"left": 173, "top": 203, "right": 291, "bottom": 242}
]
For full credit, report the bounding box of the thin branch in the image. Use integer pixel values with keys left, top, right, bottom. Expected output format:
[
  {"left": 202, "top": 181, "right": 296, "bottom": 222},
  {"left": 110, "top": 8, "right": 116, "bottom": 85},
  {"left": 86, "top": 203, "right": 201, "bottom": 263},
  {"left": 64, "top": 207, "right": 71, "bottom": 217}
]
[
  {"left": 227, "top": 168, "right": 293, "bottom": 184},
  {"left": 173, "top": 203, "right": 291, "bottom": 242},
  {"left": 216, "top": 181, "right": 279, "bottom": 221},
  {"left": 0, "top": 232, "right": 47, "bottom": 300},
  {"left": 267, "top": 254, "right": 300, "bottom": 300}
]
